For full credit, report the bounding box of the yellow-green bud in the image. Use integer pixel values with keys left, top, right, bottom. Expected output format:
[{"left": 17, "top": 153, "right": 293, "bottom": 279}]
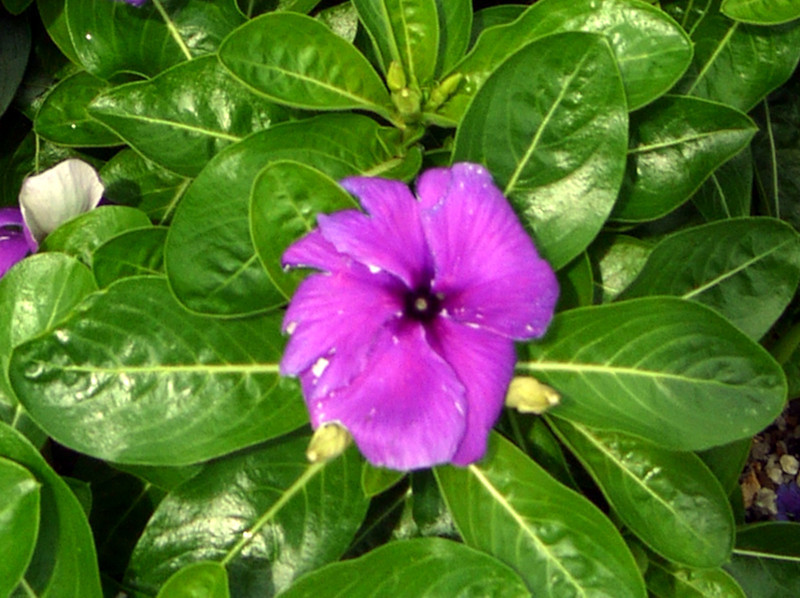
[
  {"left": 306, "top": 422, "right": 352, "bottom": 463},
  {"left": 386, "top": 61, "right": 407, "bottom": 92},
  {"left": 505, "top": 377, "right": 561, "bottom": 414},
  {"left": 426, "top": 73, "right": 464, "bottom": 110},
  {"left": 391, "top": 87, "right": 423, "bottom": 122}
]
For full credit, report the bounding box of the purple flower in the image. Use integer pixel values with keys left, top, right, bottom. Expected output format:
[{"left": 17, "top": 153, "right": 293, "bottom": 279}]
[
  {"left": 0, "top": 159, "right": 104, "bottom": 278},
  {"left": 280, "top": 163, "right": 558, "bottom": 471},
  {"left": 776, "top": 483, "right": 800, "bottom": 521}
]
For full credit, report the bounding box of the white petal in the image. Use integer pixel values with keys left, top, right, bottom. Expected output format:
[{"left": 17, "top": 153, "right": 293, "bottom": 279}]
[{"left": 19, "top": 159, "right": 104, "bottom": 243}]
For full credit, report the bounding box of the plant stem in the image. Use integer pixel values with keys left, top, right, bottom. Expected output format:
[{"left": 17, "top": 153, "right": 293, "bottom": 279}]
[{"left": 151, "top": 0, "right": 193, "bottom": 61}]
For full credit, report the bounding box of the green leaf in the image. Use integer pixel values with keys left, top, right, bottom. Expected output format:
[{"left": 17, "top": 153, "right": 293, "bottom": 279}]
[
  {"left": 361, "top": 463, "right": 405, "bottom": 498},
  {"left": 613, "top": 96, "right": 756, "bottom": 222},
  {"left": 441, "top": 0, "right": 692, "bottom": 119},
  {"left": 590, "top": 235, "right": 653, "bottom": 303},
  {"left": 692, "top": 147, "right": 753, "bottom": 221},
  {"left": 100, "top": 149, "right": 190, "bottom": 224},
  {"left": 352, "top": 0, "right": 439, "bottom": 86},
  {"left": 65, "top": 0, "right": 245, "bottom": 80},
  {"left": 156, "top": 562, "right": 230, "bottom": 598},
  {"left": 3, "top": 0, "right": 32, "bottom": 14},
  {"left": 0, "top": 457, "right": 40, "bottom": 597},
  {"left": 282, "top": 538, "right": 530, "bottom": 597},
  {"left": 35, "top": 71, "right": 120, "bottom": 147},
  {"left": 722, "top": 0, "right": 800, "bottom": 24},
  {"left": 698, "top": 438, "right": 753, "bottom": 496},
  {"left": 9, "top": 277, "right": 308, "bottom": 465},
  {"left": 88, "top": 55, "right": 291, "bottom": 178},
  {"left": 433, "top": 0, "right": 471, "bottom": 76},
  {"left": 127, "top": 435, "right": 368, "bottom": 595},
  {"left": 40, "top": 205, "right": 153, "bottom": 268},
  {"left": 726, "top": 522, "right": 800, "bottom": 598},
  {"left": 517, "top": 297, "right": 786, "bottom": 450},
  {"left": 218, "top": 12, "right": 392, "bottom": 118},
  {"left": 249, "top": 161, "right": 358, "bottom": 299},
  {"left": 166, "top": 113, "right": 417, "bottom": 316},
  {"left": 469, "top": 5, "right": 526, "bottom": 49},
  {"left": 92, "top": 227, "right": 167, "bottom": 287},
  {"left": 0, "top": 254, "right": 97, "bottom": 439},
  {"left": 677, "top": 11, "right": 800, "bottom": 111},
  {"left": 619, "top": 218, "right": 800, "bottom": 339},
  {"left": 436, "top": 433, "right": 646, "bottom": 597},
  {"left": 556, "top": 252, "right": 594, "bottom": 310},
  {"left": 0, "top": 422, "right": 102, "bottom": 597},
  {"left": 453, "top": 32, "right": 627, "bottom": 269},
  {"left": 647, "top": 560, "right": 746, "bottom": 598},
  {"left": 38, "top": 0, "right": 80, "bottom": 65},
  {"left": 0, "top": 11, "right": 30, "bottom": 117},
  {"left": 551, "top": 420, "right": 734, "bottom": 568}
]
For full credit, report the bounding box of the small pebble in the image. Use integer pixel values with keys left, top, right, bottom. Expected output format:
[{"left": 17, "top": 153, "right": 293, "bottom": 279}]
[
  {"left": 751, "top": 440, "right": 770, "bottom": 460},
  {"left": 766, "top": 456, "right": 784, "bottom": 484},
  {"left": 755, "top": 488, "right": 778, "bottom": 515},
  {"left": 781, "top": 454, "right": 800, "bottom": 476}
]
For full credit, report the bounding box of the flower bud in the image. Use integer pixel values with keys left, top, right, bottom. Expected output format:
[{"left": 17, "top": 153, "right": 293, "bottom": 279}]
[
  {"left": 306, "top": 422, "right": 352, "bottom": 463},
  {"left": 386, "top": 61, "right": 407, "bottom": 92},
  {"left": 505, "top": 377, "right": 560, "bottom": 414}
]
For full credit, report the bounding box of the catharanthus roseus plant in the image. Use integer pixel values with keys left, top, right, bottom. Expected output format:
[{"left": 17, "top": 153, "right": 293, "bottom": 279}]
[{"left": 1, "top": 0, "right": 800, "bottom": 596}]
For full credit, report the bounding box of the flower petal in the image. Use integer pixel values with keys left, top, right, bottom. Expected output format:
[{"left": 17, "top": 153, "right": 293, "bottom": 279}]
[
  {"left": 281, "top": 262, "right": 404, "bottom": 400},
  {"left": 428, "top": 317, "right": 515, "bottom": 465},
  {"left": 19, "top": 159, "right": 104, "bottom": 244},
  {"left": 307, "top": 322, "right": 467, "bottom": 471},
  {"left": 282, "top": 229, "right": 349, "bottom": 273},
  {"left": 318, "top": 177, "right": 431, "bottom": 288},
  {"left": 0, "top": 232, "right": 31, "bottom": 277},
  {"left": 417, "top": 162, "right": 558, "bottom": 339}
]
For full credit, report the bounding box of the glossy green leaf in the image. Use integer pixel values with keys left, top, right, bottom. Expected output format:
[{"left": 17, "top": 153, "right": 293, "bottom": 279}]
[
  {"left": 692, "top": 147, "right": 753, "bottom": 221},
  {"left": 40, "top": 205, "right": 153, "bottom": 267},
  {"left": 219, "top": 12, "right": 392, "bottom": 117},
  {"left": 517, "top": 297, "right": 786, "bottom": 451},
  {"left": 37, "top": 0, "right": 80, "bottom": 64},
  {"left": 591, "top": 235, "right": 652, "bottom": 303},
  {"left": 250, "top": 161, "right": 358, "bottom": 299},
  {"left": 89, "top": 56, "right": 290, "bottom": 178},
  {"left": 0, "top": 11, "right": 30, "bottom": 117},
  {"left": 620, "top": 218, "right": 800, "bottom": 339},
  {"left": 557, "top": 252, "right": 594, "bottom": 310},
  {"left": 283, "top": 538, "right": 530, "bottom": 597},
  {"left": 441, "top": 0, "right": 692, "bottom": 119},
  {"left": 361, "top": 463, "right": 405, "bottom": 498},
  {"left": 92, "top": 227, "right": 167, "bottom": 287},
  {"left": 352, "top": 0, "right": 439, "bottom": 85},
  {"left": 0, "top": 254, "right": 96, "bottom": 432},
  {"left": 614, "top": 96, "right": 756, "bottom": 222},
  {"left": 677, "top": 10, "right": 800, "bottom": 111},
  {"left": 0, "top": 457, "right": 40, "bottom": 597},
  {"left": 166, "top": 113, "right": 417, "bottom": 316},
  {"left": 722, "top": 0, "right": 800, "bottom": 24},
  {"left": 525, "top": 418, "right": 578, "bottom": 489},
  {"left": 453, "top": 32, "right": 627, "bottom": 269},
  {"left": 726, "top": 522, "right": 800, "bottom": 598},
  {"left": 469, "top": 5, "right": 526, "bottom": 48},
  {"left": 65, "top": 0, "right": 244, "bottom": 80},
  {"left": 34, "top": 71, "right": 120, "bottom": 147},
  {"left": 9, "top": 277, "right": 307, "bottom": 465},
  {"left": 156, "top": 562, "right": 230, "bottom": 598},
  {"left": 647, "top": 560, "right": 746, "bottom": 598},
  {"left": 436, "top": 433, "right": 646, "bottom": 597},
  {"left": 127, "top": 435, "right": 368, "bottom": 595},
  {"left": 100, "top": 149, "right": 190, "bottom": 224},
  {"left": 0, "top": 422, "right": 102, "bottom": 597},
  {"left": 552, "top": 420, "right": 734, "bottom": 567},
  {"left": 433, "top": 0, "right": 471, "bottom": 76}
]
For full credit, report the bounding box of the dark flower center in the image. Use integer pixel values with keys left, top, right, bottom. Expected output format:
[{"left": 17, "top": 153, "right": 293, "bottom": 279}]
[{"left": 404, "top": 286, "right": 442, "bottom": 322}]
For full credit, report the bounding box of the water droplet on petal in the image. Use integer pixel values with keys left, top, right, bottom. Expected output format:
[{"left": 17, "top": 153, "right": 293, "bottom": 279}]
[
  {"left": 367, "top": 264, "right": 381, "bottom": 274},
  {"left": 285, "top": 321, "right": 297, "bottom": 335},
  {"left": 311, "top": 357, "right": 329, "bottom": 378}
]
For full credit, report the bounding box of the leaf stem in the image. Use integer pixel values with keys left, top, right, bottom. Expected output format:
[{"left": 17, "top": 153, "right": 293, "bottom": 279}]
[
  {"left": 220, "top": 461, "right": 325, "bottom": 566},
  {"left": 771, "top": 319, "right": 800, "bottom": 366},
  {"left": 150, "top": 0, "right": 193, "bottom": 62},
  {"left": 763, "top": 99, "right": 780, "bottom": 219}
]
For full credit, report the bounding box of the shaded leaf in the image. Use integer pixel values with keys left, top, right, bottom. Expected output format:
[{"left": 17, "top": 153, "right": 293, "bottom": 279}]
[
  {"left": 156, "top": 562, "right": 230, "bottom": 598},
  {"left": 92, "top": 227, "right": 167, "bottom": 287},
  {"left": 647, "top": 559, "right": 746, "bottom": 598},
  {"left": 590, "top": 235, "right": 652, "bottom": 303},
  {"left": 692, "top": 147, "right": 753, "bottom": 221},
  {"left": 0, "top": 457, "right": 40, "bottom": 597},
  {"left": 722, "top": 0, "right": 800, "bottom": 25}
]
